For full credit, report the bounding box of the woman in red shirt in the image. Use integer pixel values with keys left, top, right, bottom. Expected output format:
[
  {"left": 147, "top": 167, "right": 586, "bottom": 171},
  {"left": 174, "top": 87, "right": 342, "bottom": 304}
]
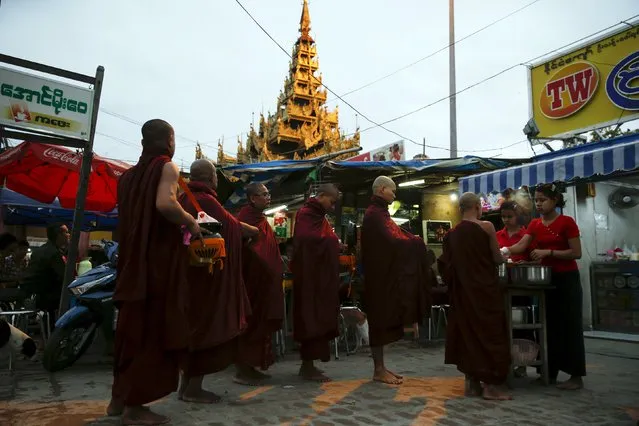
[
  {"left": 502, "top": 184, "right": 585, "bottom": 390},
  {"left": 496, "top": 201, "right": 535, "bottom": 378},
  {"left": 495, "top": 201, "right": 532, "bottom": 263}
]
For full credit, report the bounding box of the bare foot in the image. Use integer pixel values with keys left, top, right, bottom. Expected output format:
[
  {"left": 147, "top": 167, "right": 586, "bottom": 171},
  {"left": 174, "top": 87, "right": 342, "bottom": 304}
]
[
  {"left": 482, "top": 385, "right": 512, "bottom": 401},
  {"left": 106, "top": 398, "right": 124, "bottom": 416},
  {"left": 181, "top": 389, "right": 222, "bottom": 404},
  {"left": 464, "top": 377, "right": 482, "bottom": 397},
  {"left": 387, "top": 369, "right": 403, "bottom": 379},
  {"left": 373, "top": 369, "right": 403, "bottom": 385},
  {"left": 122, "top": 406, "right": 170, "bottom": 425},
  {"left": 299, "top": 366, "right": 331, "bottom": 383},
  {"left": 557, "top": 377, "right": 583, "bottom": 391}
]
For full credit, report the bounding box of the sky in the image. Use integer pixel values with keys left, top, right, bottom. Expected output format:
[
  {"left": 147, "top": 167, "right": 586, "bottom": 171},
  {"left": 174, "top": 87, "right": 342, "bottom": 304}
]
[{"left": 1, "top": 0, "right": 638, "bottom": 167}]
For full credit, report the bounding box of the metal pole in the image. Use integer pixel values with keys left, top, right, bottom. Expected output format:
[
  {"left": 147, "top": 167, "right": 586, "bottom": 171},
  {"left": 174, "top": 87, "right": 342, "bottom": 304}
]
[
  {"left": 59, "top": 66, "right": 105, "bottom": 317},
  {"left": 423, "top": 137, "right": 426, "bottom": 156},
  {"left": 448, "top": 0, "right": 458, "bottom": 159}
]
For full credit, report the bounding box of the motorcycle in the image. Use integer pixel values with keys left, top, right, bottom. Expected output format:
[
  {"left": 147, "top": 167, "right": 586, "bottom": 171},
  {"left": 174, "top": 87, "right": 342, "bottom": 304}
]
[{"left": 43, "top": 240, "right": 118, "bottom": 372}]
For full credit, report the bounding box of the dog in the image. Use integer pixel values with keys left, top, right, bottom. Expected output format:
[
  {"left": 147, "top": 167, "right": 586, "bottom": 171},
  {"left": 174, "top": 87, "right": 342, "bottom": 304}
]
[{"left": 0, "top": 318, "right": 37, "bottom": 358}]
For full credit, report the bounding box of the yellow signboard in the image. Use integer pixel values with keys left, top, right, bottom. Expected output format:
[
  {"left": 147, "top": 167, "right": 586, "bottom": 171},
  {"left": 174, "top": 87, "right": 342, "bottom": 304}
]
[{"left": 529, "top": 24, "right": 639, "bottom": 138}]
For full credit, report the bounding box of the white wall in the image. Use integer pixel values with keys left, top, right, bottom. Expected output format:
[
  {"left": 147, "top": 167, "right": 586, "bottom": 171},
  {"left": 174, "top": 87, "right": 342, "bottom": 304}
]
[{"left": 568, "top": 179, "right": 639, "bottom": 328}]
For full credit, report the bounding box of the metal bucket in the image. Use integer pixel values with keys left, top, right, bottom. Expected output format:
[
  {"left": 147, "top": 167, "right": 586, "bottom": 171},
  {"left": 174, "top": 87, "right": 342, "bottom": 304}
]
[{"left": 510, "top": 264, "right": 551, "bottom": 285}]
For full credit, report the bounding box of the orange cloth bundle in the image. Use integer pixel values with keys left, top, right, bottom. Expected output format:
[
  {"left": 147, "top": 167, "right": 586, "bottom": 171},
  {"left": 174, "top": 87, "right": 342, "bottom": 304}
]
[{"left": 179, "top": 177, "right": 226, "bottom": 274}]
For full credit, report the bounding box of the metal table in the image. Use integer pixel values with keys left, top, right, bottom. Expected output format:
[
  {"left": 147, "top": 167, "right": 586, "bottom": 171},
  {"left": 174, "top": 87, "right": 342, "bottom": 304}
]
[{"left": 504, "top": 283, "right": 554, "bottom": 386}]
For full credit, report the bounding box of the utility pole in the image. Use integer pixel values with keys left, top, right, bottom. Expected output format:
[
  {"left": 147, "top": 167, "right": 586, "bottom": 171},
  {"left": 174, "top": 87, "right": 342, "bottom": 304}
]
[
  {"left": 422, "top": 137, "right": 426, "bottom": 157},
  {"left": 449, "top": 0, "right": 458, "bottom": 158}
]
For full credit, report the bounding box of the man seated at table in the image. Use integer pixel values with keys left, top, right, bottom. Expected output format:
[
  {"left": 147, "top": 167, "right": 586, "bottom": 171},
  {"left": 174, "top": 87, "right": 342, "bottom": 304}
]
[{"left": 438, "top": 192, "right": 512, "bottom": 400}]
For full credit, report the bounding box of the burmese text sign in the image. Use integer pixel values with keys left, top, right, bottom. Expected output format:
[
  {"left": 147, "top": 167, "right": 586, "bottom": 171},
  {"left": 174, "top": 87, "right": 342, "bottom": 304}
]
[
  {"left": 529, "top": 24, "right": 639, "bottom": 139},
  {"left": 0, "top": 66, "right": 94, "bottom": 141}
]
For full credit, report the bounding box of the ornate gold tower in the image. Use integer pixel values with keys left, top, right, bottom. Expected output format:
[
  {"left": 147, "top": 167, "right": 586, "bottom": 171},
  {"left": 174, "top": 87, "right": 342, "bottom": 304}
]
[{"left": 216, "top": 0, "right": 360, "bottom": 165}]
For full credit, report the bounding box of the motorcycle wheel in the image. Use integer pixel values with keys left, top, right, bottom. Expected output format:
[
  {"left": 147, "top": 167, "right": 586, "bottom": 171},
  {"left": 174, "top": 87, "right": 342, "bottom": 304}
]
[{"left": 43, "top": 313, "right": 98, "bottom": 372}]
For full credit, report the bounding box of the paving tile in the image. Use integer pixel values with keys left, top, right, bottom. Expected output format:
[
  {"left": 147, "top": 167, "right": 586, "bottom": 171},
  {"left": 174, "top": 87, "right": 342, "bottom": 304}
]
[{"left": 0, "top": 339, "right": 637, "bottom": 425}]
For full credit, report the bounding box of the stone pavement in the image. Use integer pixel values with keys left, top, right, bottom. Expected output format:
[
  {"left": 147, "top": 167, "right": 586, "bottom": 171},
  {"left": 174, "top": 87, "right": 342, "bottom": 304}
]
[{"left": 0, "top": 338, "right": 637, "bottom": 426}]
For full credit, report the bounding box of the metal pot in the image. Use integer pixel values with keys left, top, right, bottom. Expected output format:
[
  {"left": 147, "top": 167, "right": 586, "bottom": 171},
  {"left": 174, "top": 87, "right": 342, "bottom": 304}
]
[
  {"left": 497, "top": 263, "right": 508, "bottom": 284},
  {"left": 510, "top": 264, "right": 551, "bottom": 286}
]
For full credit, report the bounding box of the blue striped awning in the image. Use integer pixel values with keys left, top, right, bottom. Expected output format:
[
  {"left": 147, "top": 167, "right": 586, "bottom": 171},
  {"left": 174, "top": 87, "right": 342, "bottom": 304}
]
[{"left": 459, "top": 137, "right": 639, "bottom": 194}]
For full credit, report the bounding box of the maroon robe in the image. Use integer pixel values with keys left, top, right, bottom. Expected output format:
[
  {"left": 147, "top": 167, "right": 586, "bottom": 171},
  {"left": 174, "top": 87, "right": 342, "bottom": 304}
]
[
  {"left": 236, "top": 204, "right": 284, "bottom": 370},
  {"left": 361, "top": 196, "right": 430, "bottom": 347},
  {"left": 438, "top": 220, "right": 511, "bottom": 385},
  {"left": 178, "top": 181, "right": 251, "bottom": 377},
  {"left": 292, "top": 198, "right": 340, "bottom": 362},
  {"left": 112, "top": 148, "right": 189, "bottom": 406}
]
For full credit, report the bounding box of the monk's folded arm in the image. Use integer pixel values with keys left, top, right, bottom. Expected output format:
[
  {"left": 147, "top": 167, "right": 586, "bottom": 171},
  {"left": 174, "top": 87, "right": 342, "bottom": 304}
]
[{"left": 155, "top": 162, "right": 198, "bottom": 227}]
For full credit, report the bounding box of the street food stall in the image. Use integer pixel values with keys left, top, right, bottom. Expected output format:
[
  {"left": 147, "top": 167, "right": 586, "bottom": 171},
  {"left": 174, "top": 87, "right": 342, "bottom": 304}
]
[{"left": 459, "top": 133, "right": 639, "bottom": 336}]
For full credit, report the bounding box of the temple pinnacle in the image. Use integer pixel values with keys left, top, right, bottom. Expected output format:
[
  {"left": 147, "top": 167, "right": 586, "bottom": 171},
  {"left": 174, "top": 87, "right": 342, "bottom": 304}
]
[{"left": 299, "top": 0, "right": 311, "bottom": 39}]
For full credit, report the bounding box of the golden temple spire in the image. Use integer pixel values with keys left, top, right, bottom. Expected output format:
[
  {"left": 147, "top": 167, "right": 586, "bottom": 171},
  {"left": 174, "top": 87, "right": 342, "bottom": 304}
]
[
  {"left": 220, "top": 0, "right": 359, "bottom": 166},
  {"left": 299, "top": 0, "right": 312, "bottom": 41}
]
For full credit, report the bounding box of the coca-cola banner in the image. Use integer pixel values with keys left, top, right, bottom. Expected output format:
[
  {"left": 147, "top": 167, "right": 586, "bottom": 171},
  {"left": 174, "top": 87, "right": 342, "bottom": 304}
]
[
  {"left": 0, "top": 142, "right": 129, "bottom": 177},
  {"left": 0, "top": 66, "right": 94, "bottom": 141}
]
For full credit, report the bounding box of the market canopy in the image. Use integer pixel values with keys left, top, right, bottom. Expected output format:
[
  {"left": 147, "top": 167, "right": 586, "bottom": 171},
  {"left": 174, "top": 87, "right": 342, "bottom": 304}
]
[
  {"left": 459, "top": 133, "right": 639, "bottom": 194},
  {"left": 219, "top": 156, "right": 527, "bottom": 208},
  {"left": 0, "top": 188, "right": 118, "bottom": 230},
  {"left": 322, "top": 156, "right": 525, "bottom": 188},
  {"left": 219, "top": 159, "right": 322, "bottom": 208}
]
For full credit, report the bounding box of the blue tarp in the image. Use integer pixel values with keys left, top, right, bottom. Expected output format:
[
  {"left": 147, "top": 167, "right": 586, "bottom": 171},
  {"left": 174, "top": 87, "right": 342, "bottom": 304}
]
[
  {"left": 324, "top": 156, "right": 520, "bottom": 172},
  {"left": 220, "top": 155, "right": 528, "bottom": 208},
  {"left": 0, "top": 188, "right": 118, "bottom": 230}
]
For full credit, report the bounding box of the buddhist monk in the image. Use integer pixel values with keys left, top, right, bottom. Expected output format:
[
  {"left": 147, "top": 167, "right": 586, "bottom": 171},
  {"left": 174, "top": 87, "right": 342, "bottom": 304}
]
[
  {"left": 107, "top": 119, "right": 201, "bottom": 425},
  {"left": 234, "top": 182, "right": 284, "bottom": 385},
  {"left": 361, "top": 176, "right": 430, "bottom": 385},
  {"left": 292, "top": 183, "right": 341, "bottom": 382},
  {"left": 438, "top": 192, "right": 512, "bottom": 401},
  {"left": 177, "top": 159, "right": 258, "bottom": 402}
]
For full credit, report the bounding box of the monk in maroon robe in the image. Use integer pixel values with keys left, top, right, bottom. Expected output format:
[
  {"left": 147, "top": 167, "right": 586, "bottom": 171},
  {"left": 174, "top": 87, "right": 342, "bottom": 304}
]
[
  {"left": 107, "top": 119, "right": 202, "bottom": 425},
  {"left": 438, "top": 192, "right": 512, "bottom": 401},
  {"left": 292, "top": 184, "right": 341, "bottom": 382},
  {"left": 234, "top": 182, "right": 284, "bottom": 385},
  {"left": 361, "top": 176, "right": 430, "bottom": 385},
  {"left": 177, "top": 159, "right": 257, "bottom": 403}
]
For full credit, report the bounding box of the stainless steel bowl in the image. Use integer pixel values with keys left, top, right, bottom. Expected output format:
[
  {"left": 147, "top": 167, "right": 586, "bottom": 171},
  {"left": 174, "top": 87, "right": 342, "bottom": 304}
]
[
  {"left": 510, "top": 264, "right": 551, "bottom": 285},
  {"left": 497, "top": 263, "right": 508, "bottom": 284}
]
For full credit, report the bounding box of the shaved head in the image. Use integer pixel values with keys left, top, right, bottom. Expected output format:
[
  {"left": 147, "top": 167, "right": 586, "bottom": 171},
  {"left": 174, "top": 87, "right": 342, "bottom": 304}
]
[
  {"left": 190, "top": 159, "right": 217, "bottom": 189},
  {"left": 314, "top": 183, "right": 340, "bottom": 212},
  {"left": 459, "top": 192, "right": 480, "bottom": 212},
  {"left": 316, "top": 183, "right": 340, "bottom": 198},
  {"left": 141, "top": 119, "right": 175, "bottom": 158},
  {"left": 372, "top": 176, "right": 395, "bottom": 194},
  {"left": 372, "top": 175, "right": 396, "bottom": 204},
  {"left": 246, "top": 182, "right": 270, "bottom": 210},
  {"left": 246, "top": 182, "right": 266, "bottom": 197}
]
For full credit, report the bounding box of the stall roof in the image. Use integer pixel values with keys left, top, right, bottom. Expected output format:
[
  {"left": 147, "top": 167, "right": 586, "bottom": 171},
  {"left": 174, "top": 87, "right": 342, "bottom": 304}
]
[
  {"left": 0, "top": 188, "right": 118, "bottom": 230},
  {"left": 219, "top": 156, "right": 527, "bottom": 208},
  {"left": 459, "top": 133, "right": 639, "bottom": 194}
]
